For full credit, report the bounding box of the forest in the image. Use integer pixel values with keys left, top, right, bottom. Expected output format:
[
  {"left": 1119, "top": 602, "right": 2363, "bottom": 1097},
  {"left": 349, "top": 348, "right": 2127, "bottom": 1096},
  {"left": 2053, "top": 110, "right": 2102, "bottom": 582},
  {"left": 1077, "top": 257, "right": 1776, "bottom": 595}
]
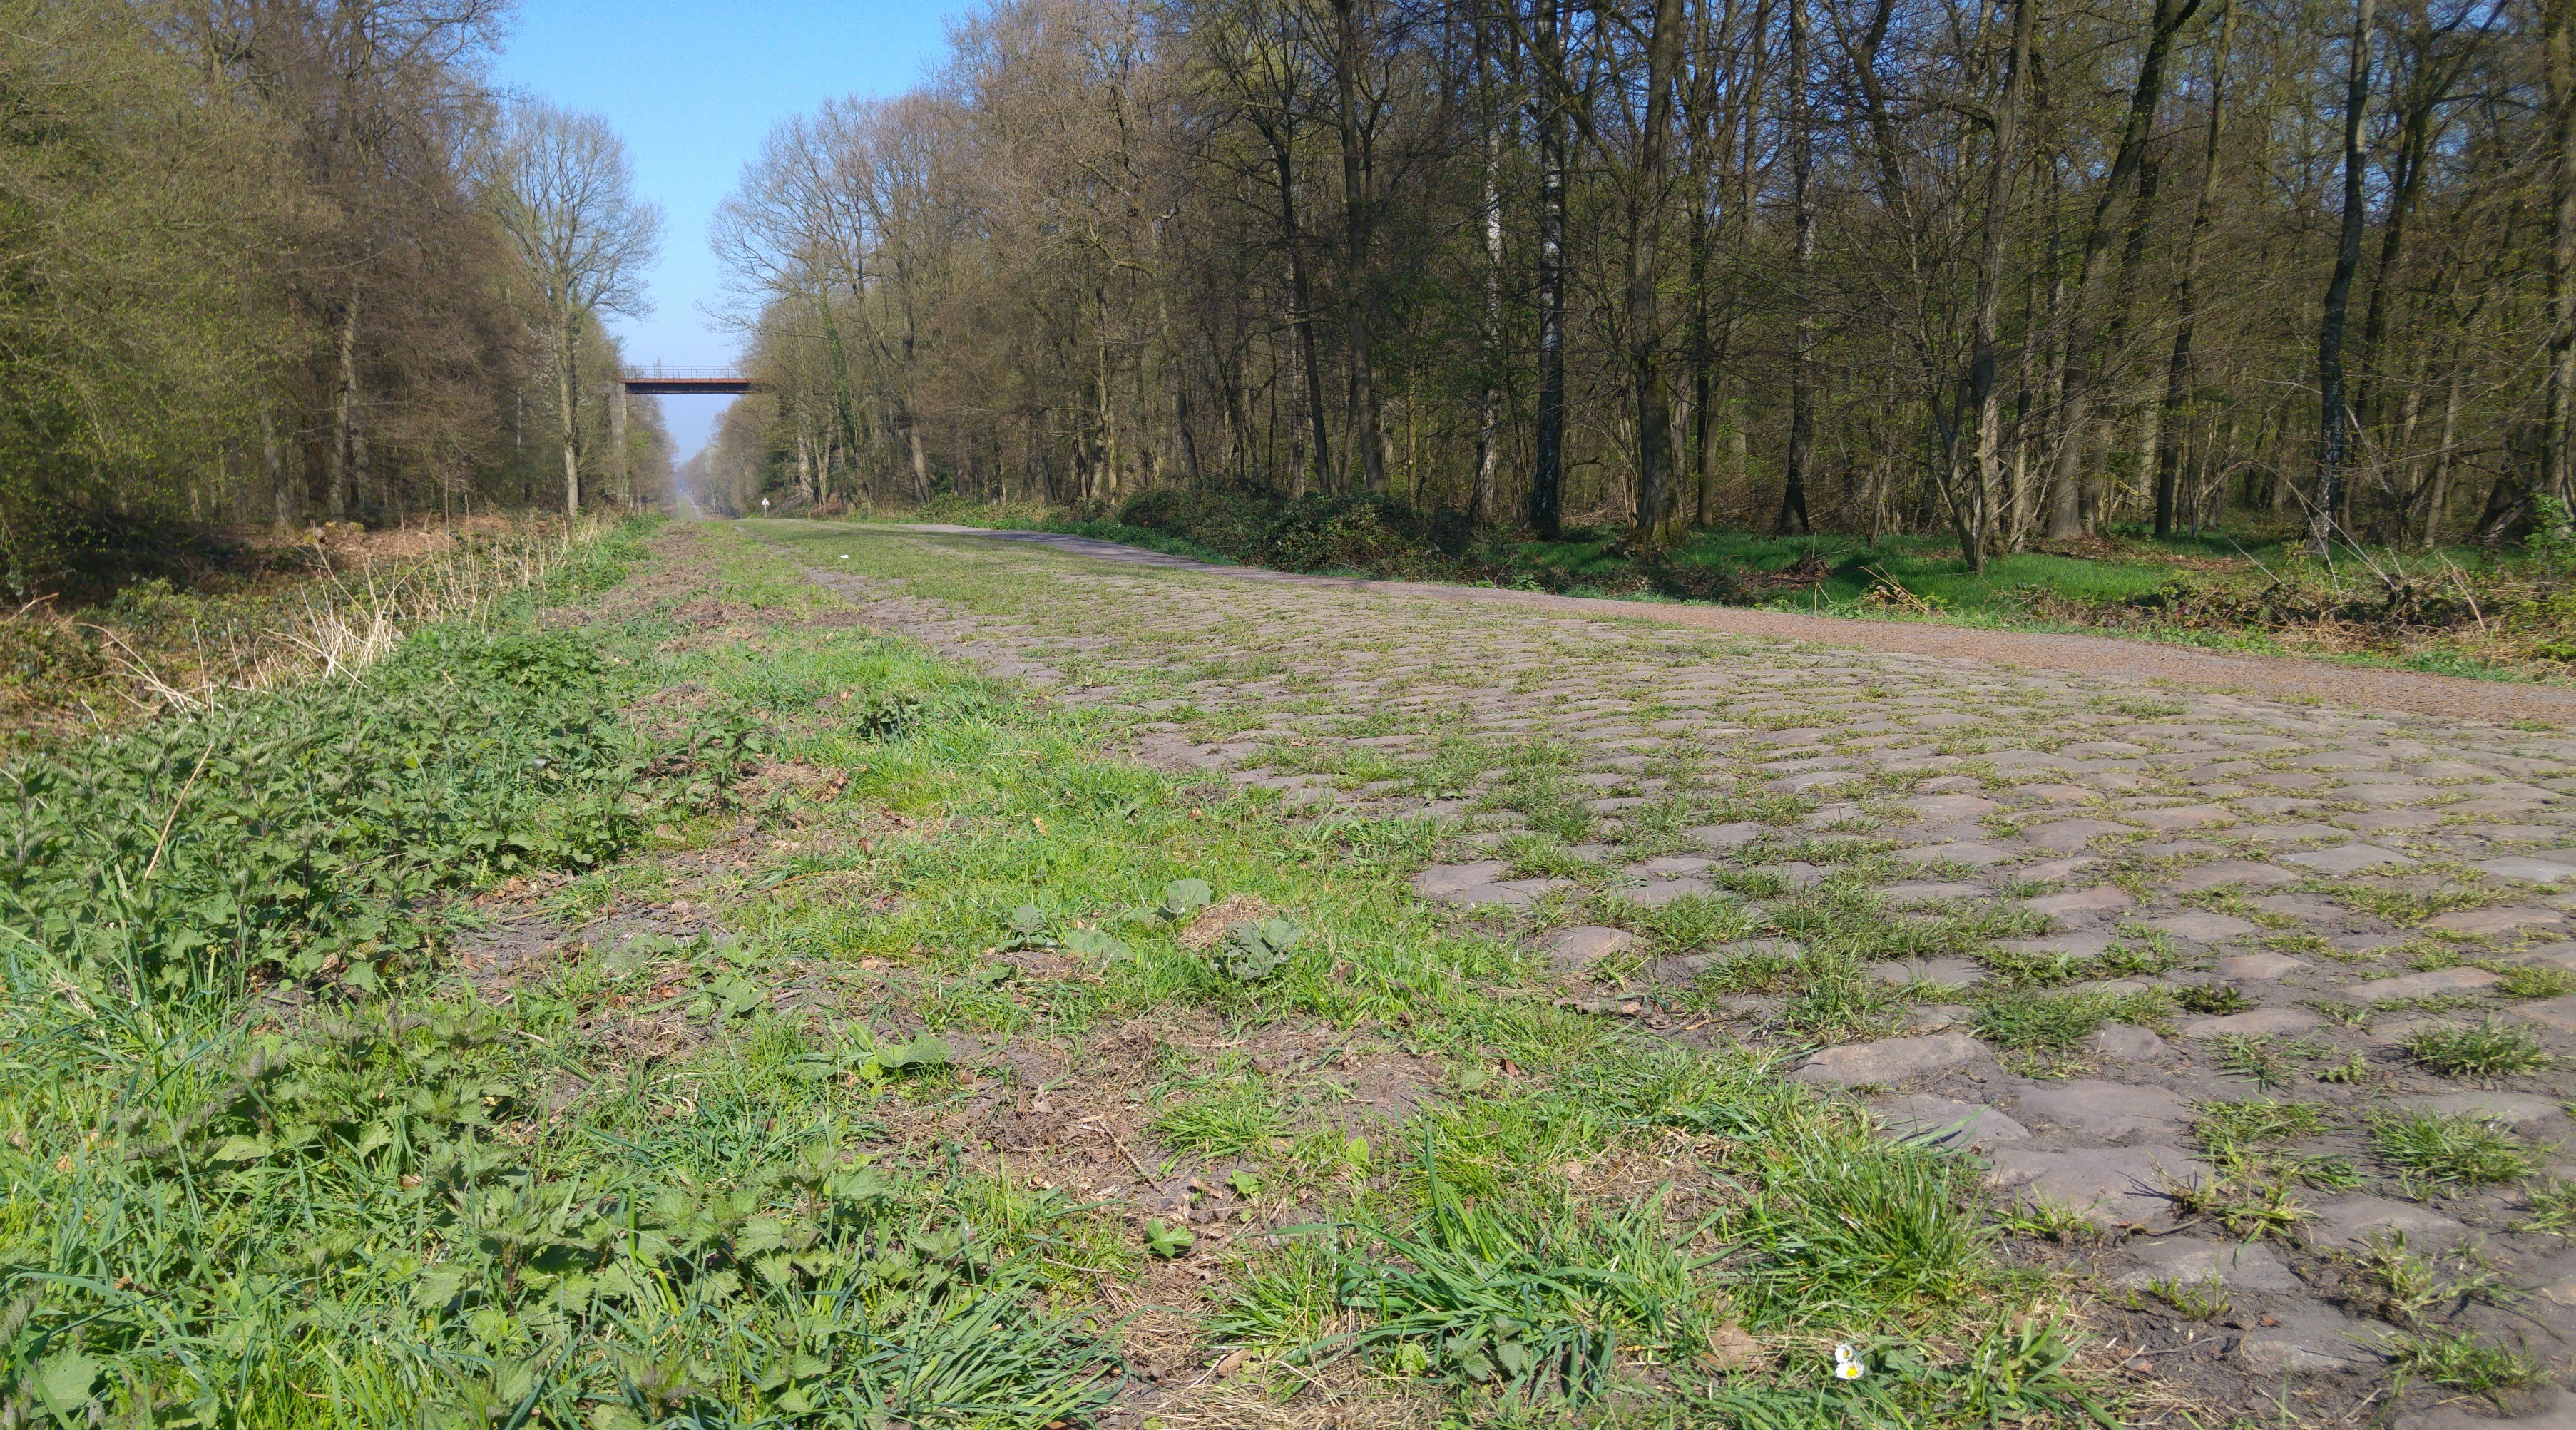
[
  {"left": 702, "top": 0, "right": 2570, "bottom": 570},
  {"left": 0, "top": 0, "right": 670, "bottom": 595}
]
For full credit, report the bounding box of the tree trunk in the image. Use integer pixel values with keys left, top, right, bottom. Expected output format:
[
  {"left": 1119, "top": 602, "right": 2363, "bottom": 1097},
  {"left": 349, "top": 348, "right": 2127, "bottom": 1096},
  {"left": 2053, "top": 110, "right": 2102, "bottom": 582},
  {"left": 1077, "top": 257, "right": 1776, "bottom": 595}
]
[
  {"left": 1473, "top": 26, "right": 1505, "bottom": 526},
  {"left": 1779, "top": 0, "right": 1814, "bottom": 534},
  {"left": 2309, "top": 0, "right": 2373, "bottom": 553},
  {"left": 821, "top": 297, "right": 867, "bottom": 469},
  {"left": 2549, "top": 0, "right": 2576, "bottom": 501},
  {"left": 1265, "top": 131, "right": 1332, "bottom": 497},
  {"left": 1627, "top": 0, "right": 1688, "bottom": 548},
  {"left": 2157, "top": 1, "right": 2232, "bottom": 538},
  {"left": 2046, "top": 0, "right": 2204, "bottom": 538},
  {"left": 1177, "top": 374, "right": 1205, "bottom": 487},
  {"left": 264, "top": 407, "right": 292, "bottom": 531},
  {"left": 558, "top": 304, "right": 581, "bottom": 519},
  {"left": 611, "top": 382, "right": 630, "bottom": 512},
  {"left": 2422, "top": 355, "right": 2465, "bottom": 546},
  {"left": 328, "top": 287, "right": 359, "bottom": 522},
  {"left": 1530, "top": 0, "right": 1569, "bottom": 537},
  {"left": 1330, "top": 0, "right": 1385, "bottom": 493},
  {"left": 1960, "top": 0, "right": 2037, "bottom": 571}
]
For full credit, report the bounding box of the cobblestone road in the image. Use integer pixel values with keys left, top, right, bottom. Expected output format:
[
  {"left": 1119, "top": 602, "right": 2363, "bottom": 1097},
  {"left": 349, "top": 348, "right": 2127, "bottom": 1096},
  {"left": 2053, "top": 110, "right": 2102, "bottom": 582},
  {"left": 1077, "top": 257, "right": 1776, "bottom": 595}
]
[{"left": 772, "top": 519, "right": 2576, "bottom": 1417}]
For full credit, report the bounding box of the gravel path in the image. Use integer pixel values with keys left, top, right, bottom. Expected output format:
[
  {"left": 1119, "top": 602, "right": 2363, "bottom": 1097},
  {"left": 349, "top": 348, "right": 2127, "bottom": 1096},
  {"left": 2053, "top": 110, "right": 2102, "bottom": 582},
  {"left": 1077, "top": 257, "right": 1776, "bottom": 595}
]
[
  {"left": 899, "top": 523, "right": 2576, "bottom": 726},
  {"left": 771, "top": 519, "right": 2576, "bottom": 1421}
]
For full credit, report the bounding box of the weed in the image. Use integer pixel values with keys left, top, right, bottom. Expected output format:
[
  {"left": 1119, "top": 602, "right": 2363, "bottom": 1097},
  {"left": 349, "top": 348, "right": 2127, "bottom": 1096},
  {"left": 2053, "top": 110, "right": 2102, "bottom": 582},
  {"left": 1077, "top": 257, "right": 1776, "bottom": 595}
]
[
  {"left": 2368, "top": 1109, "right": 2537, "bottom": 1188},
  {"left": 1692, "top": 944, "right": 1805, "bottom": 996},
  {"left": 2403, "top": 1023, "right": 2553, "bottom": 1077},
  {"left": 2166, "top": 1163, "right": 2314, "bottom": 1239},
  {"left": 2498, "top": 964, "right": 2576, "bottom": 999},
  {"left": 2358, "top": 1234, "right": 2440, "bottom": 1321},
  {"left": 2141, "top": 1277, "right": 2230, "bottom": 1321},
  {"left": 1721, "top": 1127, "right": 2000, "bottom": 1324},
  {"left": 1217, "top": 916, "right": 1304, "bottom": 982},
  {"left": 1210, "top": 1240, "right": 1340, "bottom": 1352},
  {"left": 1686, "top": 1319, "right": 2115, "bottom": 1429},
  {"left": 1774, "top": 971, "right": 1909, "bottom": 1043},
  {"left": 4, "top": 606, "right": 763, "bottom": 991},
  {"left": 1972, "top": 989, "right": 2169, "bottom": 1070},
  {"left": 1152, "top": 1081, "right": 1288, "bottom": 1156},
  {"left": 2209, "top": 1034, "right": 2299, "bottom": 1091},
  {"left": 2173, "top": 983, "right": 2253, "bottom": 1014},
  {"left": 2291, "top": 1154, "right": 2366, "bottom": 1192},
  {"left": 1144, "top": 1219, "right": 1195, "bottom": 1257},
  {"left": 1981, "top": 937, "right": 2181, "bottom": 988},
  {"left": 2524, "top": 1178, "right": 2576, "bottom": 1233},
  {"left": 1254, "top": 1153, "right": 1716, "bottom": 1405},
  {"left": 2349, "top": 874, "right": 2518, "bottom": 925},
  {"left": 1501, "top": 835, "right": 1609, "bottom": 882},
  {"left": 2316, "top": 1053, "right": 2372, "bottom": 1084},
  {"left": 1157, "top": 877, "right": 1215, "bottom": 917},
  {"left": 1609, "top": 892, "right": 1759, "bottom": 951},
  {"left": 1995, "top": 1198, "right": 2101, "bottom": 1243},
  {"left": 2194, "top": 1098, "right": 2327, "bottom": 1156},
  {"left": 2383, "top": 1330, "right": 2545, "bottom": 1394}
]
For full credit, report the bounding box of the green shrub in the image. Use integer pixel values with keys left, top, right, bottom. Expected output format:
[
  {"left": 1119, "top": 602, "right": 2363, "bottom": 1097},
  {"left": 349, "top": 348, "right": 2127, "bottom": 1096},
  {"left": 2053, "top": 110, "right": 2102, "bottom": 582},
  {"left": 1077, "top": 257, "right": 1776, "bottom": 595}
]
[{"left": 2, "top": 620, "right": 762, "bottom": 991}]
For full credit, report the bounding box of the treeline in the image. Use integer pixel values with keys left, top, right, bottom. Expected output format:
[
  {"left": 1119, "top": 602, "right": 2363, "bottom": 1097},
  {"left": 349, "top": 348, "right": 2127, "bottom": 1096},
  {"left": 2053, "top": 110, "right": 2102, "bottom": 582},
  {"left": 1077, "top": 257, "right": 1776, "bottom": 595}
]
[
  {"left": 706, "top": 0, "right": 2570, "bottom": 563},
  {"left": 0, "top": 0, "right": 668, "bottom": 592}
]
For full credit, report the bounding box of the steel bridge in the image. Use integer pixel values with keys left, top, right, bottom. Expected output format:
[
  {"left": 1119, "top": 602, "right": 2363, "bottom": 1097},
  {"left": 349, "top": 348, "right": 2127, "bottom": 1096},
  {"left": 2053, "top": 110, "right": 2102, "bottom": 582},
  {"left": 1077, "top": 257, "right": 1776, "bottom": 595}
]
[{"left": 620, "top": 365, "right": 757, "bottom": 395}]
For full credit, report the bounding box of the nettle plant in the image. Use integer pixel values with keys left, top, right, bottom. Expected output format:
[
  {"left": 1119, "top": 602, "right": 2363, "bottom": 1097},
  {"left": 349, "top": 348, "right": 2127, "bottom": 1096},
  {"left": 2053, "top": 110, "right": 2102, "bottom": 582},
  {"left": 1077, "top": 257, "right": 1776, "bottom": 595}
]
[
  {"left": 993, "top": 877, "right": 1305, "bottom": 983},
  {"left": 1, "top": 627, "right": 765, "bottom": 993}
]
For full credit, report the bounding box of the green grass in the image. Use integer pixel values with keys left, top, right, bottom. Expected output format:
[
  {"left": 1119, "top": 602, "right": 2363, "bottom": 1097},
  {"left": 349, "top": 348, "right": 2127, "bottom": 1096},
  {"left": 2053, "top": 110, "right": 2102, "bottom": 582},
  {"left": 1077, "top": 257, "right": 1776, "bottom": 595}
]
[
  {"left": 2497, "top": 964, "right": 2576, "bottom": 999},
  {"left": 2367, "top": 1109, "right": 2539, "bottom": 1188},
  {"left": 1714, "top": 1113, "right": 2005, "bottom": 1327},
  {"left": 1971, "top": 989, "right": 2170, "bottom": 1071},
  {"left": 2523, "top": 1178, "right": 2576, "bottom": 1233},
  {"left": 2384, "top": 1330, "right": 2547, "bottom": 1393},
  {"left": 1631, "top": 530, "right": 2184, "bottom": 612},
  {"left": 1152, "top": 1078, "right": 1289, "bottom": 1156},
  {"left": 2194, "top": 1099, "right": 2328, "bottom": 1155},
  {"left": 1979, "top": 937, "right": 2181, "bottom": 988},
  {"left": 0, "top": 526, "right": 1135, "bottom": 1429},
  {"left": 2402, "top": 1023, "right": 2555, "bottom": 1077},
  {"left": 1228, "top": 1151, "right": 1715, "bottom": 1404},
  {"left": 1, "top": 518, "right": 2148, "bottom": 1426}
]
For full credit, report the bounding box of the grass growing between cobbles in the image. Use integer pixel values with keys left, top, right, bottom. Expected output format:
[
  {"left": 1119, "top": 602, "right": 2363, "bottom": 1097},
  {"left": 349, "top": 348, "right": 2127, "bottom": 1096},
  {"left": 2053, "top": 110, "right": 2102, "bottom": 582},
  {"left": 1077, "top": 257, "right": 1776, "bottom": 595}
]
[{"left": 3, "top": 521, "right": 2122, "bottom": 1427}]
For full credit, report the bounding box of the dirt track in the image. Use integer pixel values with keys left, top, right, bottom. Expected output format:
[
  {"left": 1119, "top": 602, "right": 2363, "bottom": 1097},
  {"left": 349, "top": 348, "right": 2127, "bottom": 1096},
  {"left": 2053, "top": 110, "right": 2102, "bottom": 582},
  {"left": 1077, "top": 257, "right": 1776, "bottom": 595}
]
[{"left": 898, "top": 524, "right": 2576, "bottom": 727}]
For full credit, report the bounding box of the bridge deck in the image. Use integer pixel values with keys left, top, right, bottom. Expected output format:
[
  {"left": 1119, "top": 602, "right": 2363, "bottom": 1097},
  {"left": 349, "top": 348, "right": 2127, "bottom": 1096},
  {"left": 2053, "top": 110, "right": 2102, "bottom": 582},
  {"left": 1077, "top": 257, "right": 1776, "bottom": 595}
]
[{"left": 623, "top": 377, "right": 752, "bottom": 395}]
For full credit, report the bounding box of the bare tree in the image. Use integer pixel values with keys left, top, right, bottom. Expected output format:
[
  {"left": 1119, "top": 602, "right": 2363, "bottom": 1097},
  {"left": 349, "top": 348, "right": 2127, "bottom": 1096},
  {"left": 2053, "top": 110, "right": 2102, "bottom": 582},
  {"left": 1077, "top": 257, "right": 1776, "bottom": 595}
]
[
  {"left": 2309, "top": 0, "right": 2375, "bottom": 553},
  {"left": 695, "top": 0, "right": 2570, "bottom": 558},
  {"left": 491, "top": 102, "right": 660, "bottom": 517}
]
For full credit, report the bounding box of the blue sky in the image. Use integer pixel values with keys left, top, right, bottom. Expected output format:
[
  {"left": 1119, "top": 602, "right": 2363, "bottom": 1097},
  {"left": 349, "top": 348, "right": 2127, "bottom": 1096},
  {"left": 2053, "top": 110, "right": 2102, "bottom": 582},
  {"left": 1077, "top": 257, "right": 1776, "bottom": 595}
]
[{"left": 489, "top": 1, "right": 971, "bottom": 456}]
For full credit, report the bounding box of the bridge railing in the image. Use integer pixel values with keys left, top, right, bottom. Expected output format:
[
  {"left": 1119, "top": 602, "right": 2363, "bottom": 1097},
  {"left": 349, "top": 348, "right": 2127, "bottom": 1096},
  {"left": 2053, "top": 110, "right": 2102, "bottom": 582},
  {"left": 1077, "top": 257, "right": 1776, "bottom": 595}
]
[{"left": 619, "top": 366, "right": 750, "bottom": 382}]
